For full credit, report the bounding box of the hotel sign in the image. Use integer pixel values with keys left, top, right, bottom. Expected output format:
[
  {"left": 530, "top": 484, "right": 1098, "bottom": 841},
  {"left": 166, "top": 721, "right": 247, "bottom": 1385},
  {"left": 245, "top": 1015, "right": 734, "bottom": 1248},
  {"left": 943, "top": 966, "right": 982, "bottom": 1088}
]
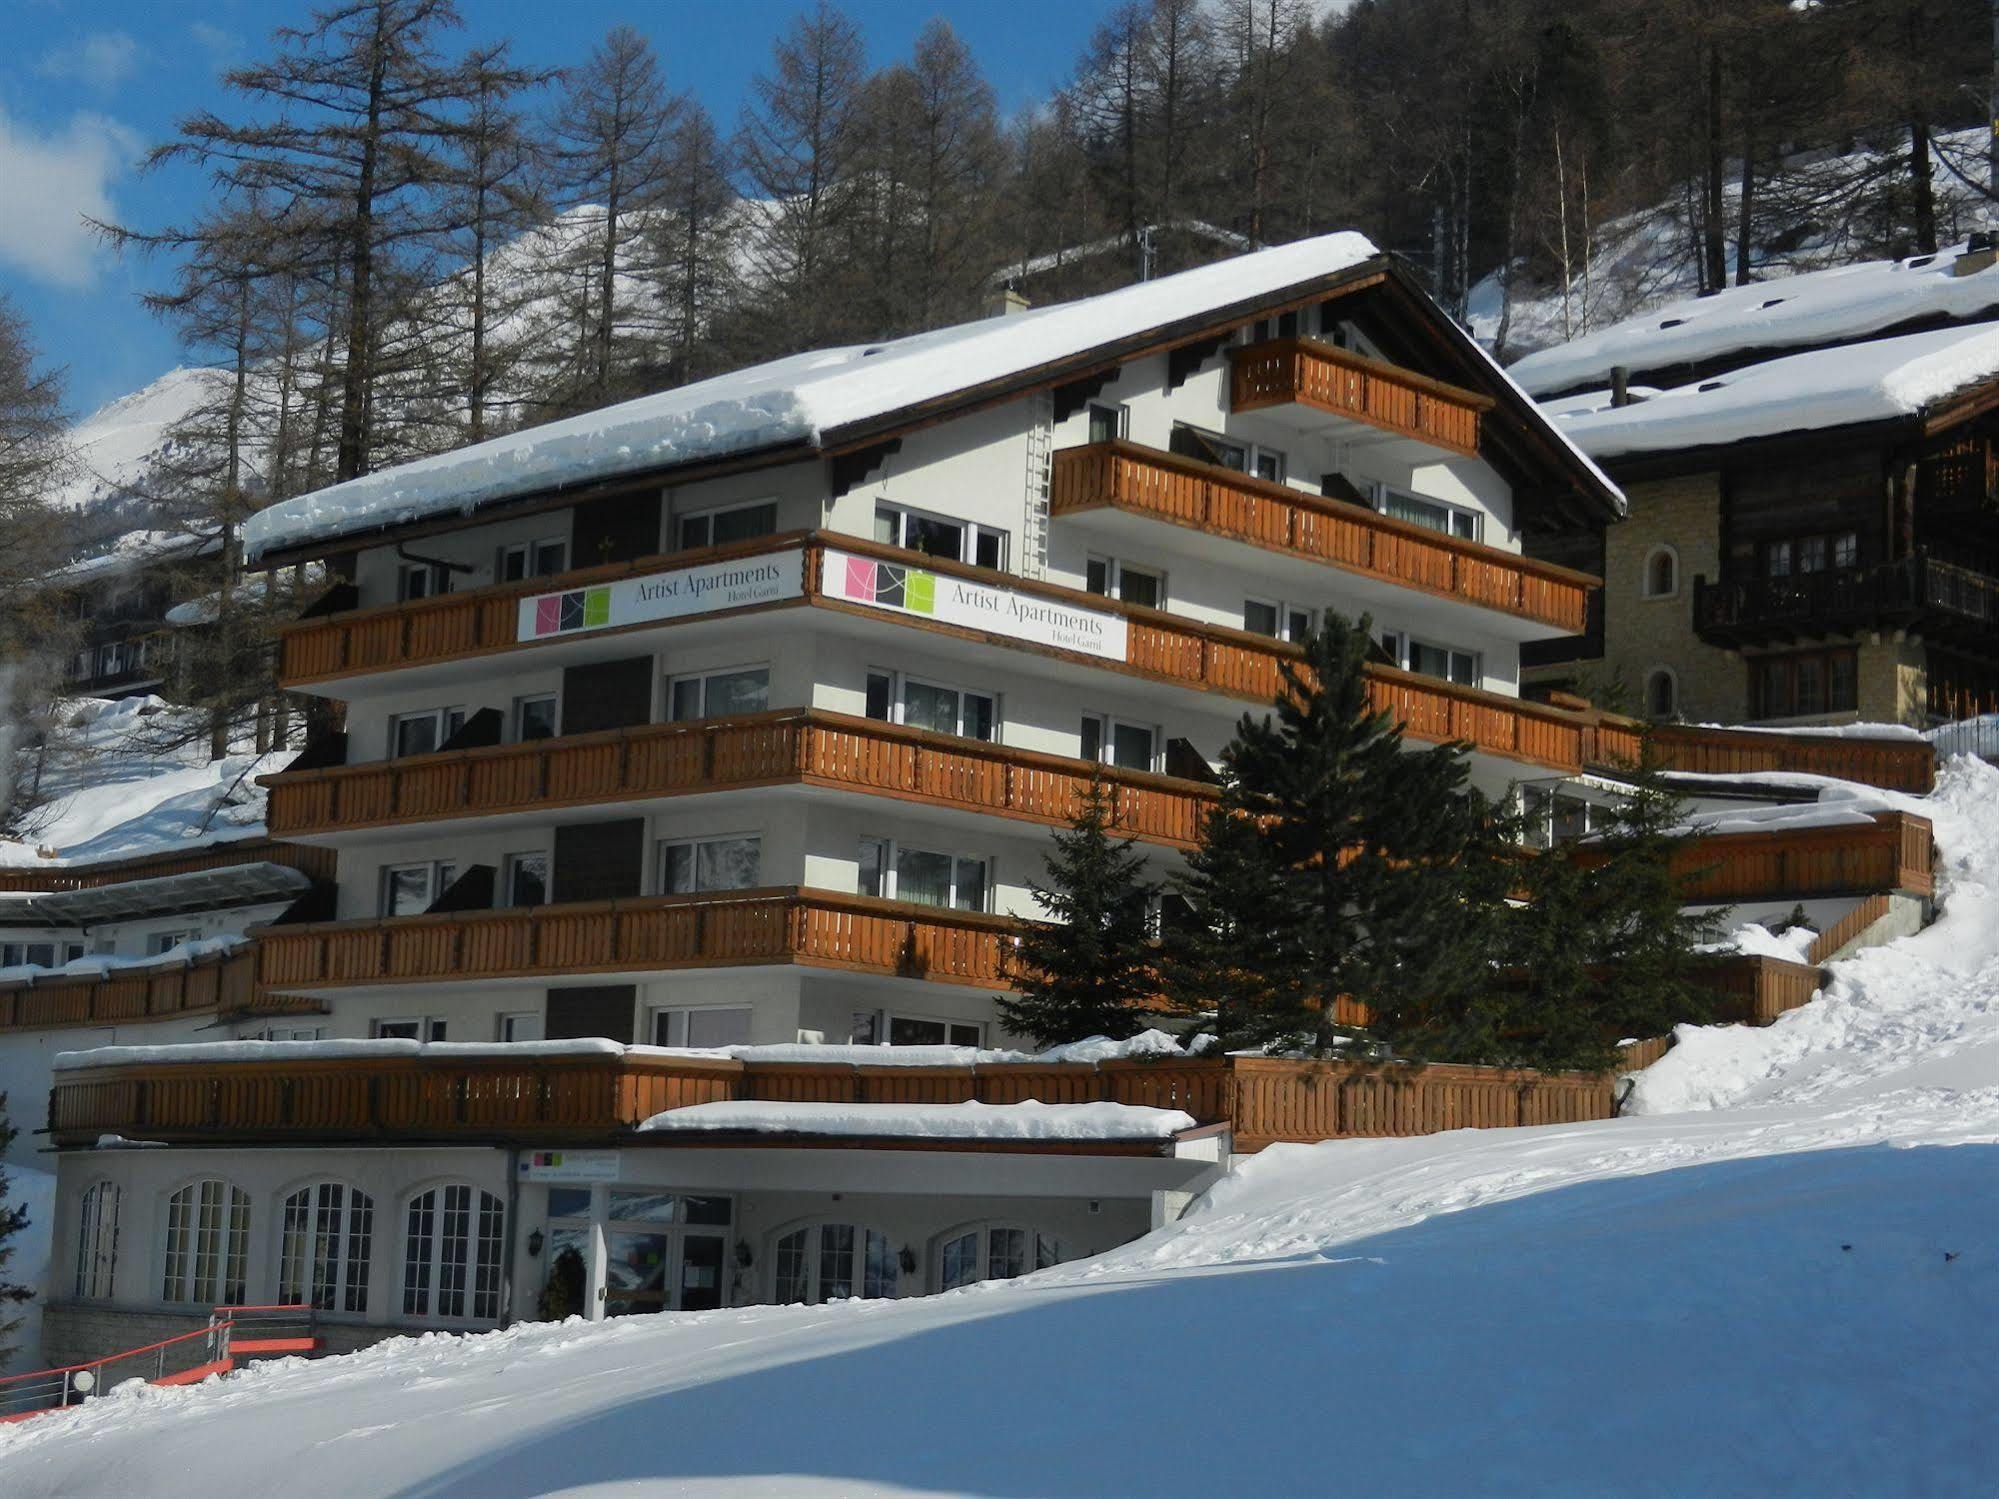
[
  {"left": 516, "top": 554, "right": 800, "bottom": 642},
  {"left": 824, "top": 548, "right": 1129, "bottom": 662},
  {"left": 518, "top": 1149, "right": 622, "bottom": 1183}
]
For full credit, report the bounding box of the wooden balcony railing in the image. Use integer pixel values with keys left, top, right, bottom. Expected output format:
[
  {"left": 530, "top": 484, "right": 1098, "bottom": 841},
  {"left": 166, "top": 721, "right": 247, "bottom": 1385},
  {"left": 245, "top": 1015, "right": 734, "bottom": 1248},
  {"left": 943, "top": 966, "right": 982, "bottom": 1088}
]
[
  {"left": 1693, "top": 554, "right": 1999, "bottom": 646},
  {"left": 255, "top": 886, "right": 1021, "bottom": 994},
  {"left": 0, "top": 949, "right": 263, "bottom": 1034},
  {"left": 46, "top": 1048, "right": 1615, "bottom": 1151},
  {"left": 1229, "top": 337, "right": 1490, "bottom": 456},
  {"left": 277, "top": 533, "right": 1612, "bottom": 776},
  {"left": 1642, "top": 722, "right": 1936, "bottom": 794},
  {"left": 1051, "top": 441, "right": 1592, "bottom": 634},
  {"left": 1575, "top": 810, "right": 1935, "bottom": 903},
  {"left": 263, "top": 709, "right": 1218, "bottom": 848}
]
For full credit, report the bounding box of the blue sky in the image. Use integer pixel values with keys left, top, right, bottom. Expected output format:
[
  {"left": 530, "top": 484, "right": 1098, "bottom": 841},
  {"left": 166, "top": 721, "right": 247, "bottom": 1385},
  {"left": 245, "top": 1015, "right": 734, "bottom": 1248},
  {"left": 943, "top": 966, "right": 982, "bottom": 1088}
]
[{"left": 2, "top": 0, "right": 1114, "bottom": 416}]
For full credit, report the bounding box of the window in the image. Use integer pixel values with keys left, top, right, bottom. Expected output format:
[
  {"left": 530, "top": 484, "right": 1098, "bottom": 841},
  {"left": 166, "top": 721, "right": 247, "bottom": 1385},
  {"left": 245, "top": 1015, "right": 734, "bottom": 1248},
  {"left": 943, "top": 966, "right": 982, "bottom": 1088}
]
[
  {"left": 402, "top": 1185, "right": 506, "bottom": 1321},
  {"left": 1374, "top": 485, "right": 1480, "bottom": 541},
  {"left": 514, "top": 694, "right": 558, "bottom": 742},
  {"left": 2, "top": 942, "right": 55, "bottom": 969},
  {"left": 146, "top": 930, "right": 202, "bottom": 957},
  {"left": 678, "top": 500, "right": 778, "bottom": 551},
  {"left": 1646, "top": 668, "right": 1678, "bottom": 719},
  {"left": 390, "top": 707, "right": 467, "bottom": 759},
  {"left": 1169, "top": 421, "right": 1285, "bottom": 483},
  {"left": 499, "top": 1011, "right": 543, "bottom": 1042},
  {"left": 260, "top": 1024, "right": 325, "bottom": 1042},
  {"left": 1085, "top": 403, "right": 1127, "bottom": 444},
  {"left": 503, "top": 851, "right": 548, "bottom": 908},
  {"left": 1244, "top": 598, "right": 1316, "bottom": 642},
  {"left": 651, "top": 1006, "right": 753, "bottom": 1048},
  {"left": 874, "top": 502, "right": 1006, "bottom": 570},
  {"left": 771, "top": 1222, "right": 899, "bottom": 1305},
  {"left": 374, "top": 1017, "right": 448, "bottom": 1042},
  {"left": 666, "top": 666, "right": 770, "bottom": 722},
  {"left": 278, "top": 1182, "right": 374, "bottom": 1314},
  {"left": 74, "top": 1182, "right": 120, "bottom": 1299},
  {"left": 1379, "top": 631, "right": 1479, "bottom": 687},
  {"left": 864, "top": 670, "right": 997, "bottom": 741},
  {"left": 380, "top": 861, "right": 458, "bottom": 917},
  {"left": 1765, "top": 539, "right": 1793, "bottom": 579},
  {"left": 1084, "top": 555, "right": 1165, "bottom": 609},
  {"left": 69, "top": 648, "right": 94, "bottom": 680},
  {"left": 1520, "top": 786, "right": 1599, "bottom": 850},
  {"left": 1643, "top": 547, "right": 1678, "bottom": 599},
  {"left": 1833, "top": 531, "right": 1859, "bottom": 569},
  {"left": 162, "top": 1180, "right": 250, "bottom": 1305},
  {"left": 659, "top": 835, "right": 762, "bottom": 894},
  {"left": 882, "top": 1013, "right": 983, "bottom": 1047},
  {"left": 1751, "top": 647, "right": 1860, "bottom": 719},
  {"left": 858, "top": 839, "right": 990, "bottom": 912},
  {"left": 398, "top": 561, "right": 451, "bottom": 601},
  {"left": 1081, "top": 714, "right": 1159, "bottom": 772},
  {"left": 498, "top": 538, "right": 567, "bottom": 582},
  {"left": 937, "top": 1223, "right": 1065, "bottom": 1291},
  {"left": 1797, "top": 535, "right": 1828, "bottom": 575}
]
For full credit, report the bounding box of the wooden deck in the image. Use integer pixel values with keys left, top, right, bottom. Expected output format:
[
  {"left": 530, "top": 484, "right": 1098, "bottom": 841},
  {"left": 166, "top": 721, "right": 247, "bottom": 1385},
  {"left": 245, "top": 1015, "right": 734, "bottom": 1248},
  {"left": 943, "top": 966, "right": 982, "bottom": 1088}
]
[
  {"left": 255, "top": 887, "right": 1021, "bottom": 993},
  {"left": 1608, "top": 810, "right": 1935, "bottom": 904},
  {"left": 1228, "top": 337, "right": 1490, "bottom": 456},
  {"left": 1049, "top": 440, "right": 1592, "bottom": 633},
  {"left": 0, "top": 950, "right": 315, "bottom": 1035},
  {"left": 46, "top": 1049, "right": 1615, "bottom": 1152},
  {"left": 1642, "top": 722, "right": 1936, "bottom": 794},
  {"left": 263, "top": 709, "right": 1218, "bottom": 848}
]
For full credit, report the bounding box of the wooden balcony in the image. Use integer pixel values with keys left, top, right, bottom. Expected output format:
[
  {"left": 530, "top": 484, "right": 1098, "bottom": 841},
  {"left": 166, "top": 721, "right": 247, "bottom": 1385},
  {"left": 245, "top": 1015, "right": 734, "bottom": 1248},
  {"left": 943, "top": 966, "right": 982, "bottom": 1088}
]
[
  {"left": 1575, "top": 810, "right": 1934, "bottom": 903},
  {"left": 1229, "top": 337, "right": 1490, "bottom": 457},
  {"left": 1643, "top": 722, "right": 1935, "bottom": 795},
  {"left": 1051, "top": 441, "right": 1592, "bottom": 634},
  {"left": 0, "top": 949, "right": 295, "bottom": 1035},
  {"left": 46, "top": 1048, "right": 1615, "bottom": 1152},
  {"left": 263, "top": 710, "right": 1217, "bottom": 849},
  {"left": 0, "top": 840, "right": 336, "bottom": 895},
  {"left": 1693, "top": 554, "right": 1999, "bottom": 649},
  {"left": 277, "top": 533, "right": 1612, "bottom": 776},
  {"left": 255, "top": 886, "right": 1021, "bottom": 994}
]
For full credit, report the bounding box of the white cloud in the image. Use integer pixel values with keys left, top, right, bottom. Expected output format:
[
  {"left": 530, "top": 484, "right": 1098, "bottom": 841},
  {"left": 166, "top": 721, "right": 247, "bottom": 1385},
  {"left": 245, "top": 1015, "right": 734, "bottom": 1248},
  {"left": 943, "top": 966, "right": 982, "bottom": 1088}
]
[
  {"left": 0, "top": 108, "right": 140, "bottom": 289},
  {"left": 35, "top": 31, "right": 144, "bottom": 93},
  {"left": 188, "top": 22, "right": 240, "bottom": 69}
]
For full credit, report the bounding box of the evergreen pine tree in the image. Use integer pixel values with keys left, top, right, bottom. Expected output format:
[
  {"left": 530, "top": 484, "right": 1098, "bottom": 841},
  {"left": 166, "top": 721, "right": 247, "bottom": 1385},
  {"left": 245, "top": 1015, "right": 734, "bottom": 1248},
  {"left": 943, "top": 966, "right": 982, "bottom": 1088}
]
[
  {"left": 998, "top": 777, "right": 1158, "bottom": 1048},
  {"left": 1201, "top": 611, "right": 1505, "bottom": 1057},
  {"left": 0, "top": 1101, "right": 35, "bottom": 1366},
  {"left": 1491, "top": 752, "right": 1727, "bottom": 1071}
]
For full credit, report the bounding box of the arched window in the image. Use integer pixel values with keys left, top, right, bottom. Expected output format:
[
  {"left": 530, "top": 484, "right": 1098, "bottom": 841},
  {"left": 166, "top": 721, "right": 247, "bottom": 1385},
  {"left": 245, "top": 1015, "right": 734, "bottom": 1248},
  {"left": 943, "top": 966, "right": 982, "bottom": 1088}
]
[
  {"left": 936, "top": 1223, "right": 1067, "bottom": 1291},
  {"left": 1644, "top": 546, "right": 1679, "bottom": 599},
  {"left": 74, "top": 1182, "right": 120, "bottom": 1299},
  {"left": 403, "top": 1184, "right": 505, "bottom": 1321},
  {"left": 279, "top": 1182, "right": 375, "bottom": 1313},
  {"left": 770, "top": 1222, "right": 899, "bottom": 1305},
  {"left": 162, "top": 1180, "right": 250, "bottom": 1305},
  {"left": 1647, "top": 668, "right": 1678, "bottom": 720}
]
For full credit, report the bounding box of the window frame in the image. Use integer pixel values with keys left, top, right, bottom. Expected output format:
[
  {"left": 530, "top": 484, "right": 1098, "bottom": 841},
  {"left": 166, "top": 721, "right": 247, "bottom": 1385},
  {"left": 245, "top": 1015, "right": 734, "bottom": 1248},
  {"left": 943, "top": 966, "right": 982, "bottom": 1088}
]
[
  {"left": 497, "top": 536, "right": 568, "bottom": 583},
  {"left": 373, "top": 1016, "right": 449, "bottom": 1042},
  {"left": 676, "top": 498, "right": 780, "bottom": 552},
  {"left": 501, "top": 850, "right": 549, "bottom": 908},
  {"left": 856, "top": 838, "right": 992, "bottom": 913},
  {"left": 512, "top": 693, "right": 558, "bottom": 743},
  {"left": 1084, "top": 554, "right": 1167, "bottom": 610},
  {"left": 665, "top": 664, "right": 772, "bottom": 723},
  {"left": 1642, "top": 545, "right": 1680, "bottom": 600},
  {"left": 277, "top": 1180, "right": 375, "bottom": 1314},
  {"left": 379, "top": 861, "right": 458, "bottom": 918},
  {"left": 768, "top": 1218, "right": 902, "bottom": 1305},
  {"left": 873, "top": 501, "right": 1007, "bottom": 571},
  {"left": 1080, "top": 713, "right": 1162, "bottom": 773},
  {"left": 1645, "top": 667, "right": 1679, "bottom": 720},
  {"left": 401, "top": 1182, "right": 506, "bottom": 1323},
  {"left": 388, "top": 706, "right": 468, "bottom": 760},
  {"left": 1751, "top": 646, "right": 1860, "bottom": 720},
  {"left": 1084, "top": 402, "right": 1128, "bottom": 445},
  {"left": 1371, "top": 483, "right": 1482, "bottom": 542},
  {"left": 75, "top": 1181, "right": 121, "bottom": 1300},
  {"left": 1243, "top": 597, "right": 1317, "bottom": 643},
  {"left": 864, "top": 668, "right": 999, "bottom": 742},
  {"left": 161, "top": 1178, "right": 251, "bottom": 1307},
  {"left": 650, "top": 1005, "right": 755, "bottom": 1049},
  {"left": 1378, "top": 630, "right": 1481, "bottom": 688},
  {"left": 657, "top": 833, "right": 764, "bottom": 896},
  {"left": 934, "top": 1220, "right": 1066, "bottom": 1291},
  {"left": 398, "top": 560, "right": 451, "bottom": 602},
  {"left": 498, "top": 1011, "right": 543, "bottom": 1043}
]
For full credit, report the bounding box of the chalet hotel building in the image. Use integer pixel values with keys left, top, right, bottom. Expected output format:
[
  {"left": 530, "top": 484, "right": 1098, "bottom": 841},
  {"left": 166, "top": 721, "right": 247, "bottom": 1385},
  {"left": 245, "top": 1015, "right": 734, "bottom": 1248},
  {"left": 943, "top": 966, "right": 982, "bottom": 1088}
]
[{"left": 31, "top": 234, "right": 1636, "bottom": 1356}]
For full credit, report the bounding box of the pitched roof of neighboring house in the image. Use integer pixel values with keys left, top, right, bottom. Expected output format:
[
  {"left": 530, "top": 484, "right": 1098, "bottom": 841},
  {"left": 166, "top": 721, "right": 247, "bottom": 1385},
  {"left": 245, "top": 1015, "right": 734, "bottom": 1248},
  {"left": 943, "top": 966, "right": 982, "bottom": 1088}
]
[
  {"left": 1511, "top": 241, "right": 1999, "bottom": 399},
  {"left": 243, "top": 233, "right": 1623, "bottom": 564},
  {"left": 1544, "top": 322, "right": 1999, "bottom": 465}
]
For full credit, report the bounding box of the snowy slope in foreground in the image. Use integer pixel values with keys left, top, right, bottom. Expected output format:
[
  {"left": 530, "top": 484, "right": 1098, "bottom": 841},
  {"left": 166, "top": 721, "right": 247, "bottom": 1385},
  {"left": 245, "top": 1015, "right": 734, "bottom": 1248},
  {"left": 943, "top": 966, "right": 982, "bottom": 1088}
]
[{"left": 5, "top": 762, "right": 1998, "bottom": 1496}]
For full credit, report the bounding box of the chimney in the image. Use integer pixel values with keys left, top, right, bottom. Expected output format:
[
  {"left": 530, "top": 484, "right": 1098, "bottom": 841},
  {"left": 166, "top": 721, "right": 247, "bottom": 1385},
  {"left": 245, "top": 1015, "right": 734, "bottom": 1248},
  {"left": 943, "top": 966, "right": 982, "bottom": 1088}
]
[
  {"left": 1953, "top": 230, "right": 1998, "bottom": 278},
  {"left": 989, "top": 287, "right": 1031, "bottom": 318},
  {"left": 1610, "top": 365, "right": 1631, "bottom": 408}
]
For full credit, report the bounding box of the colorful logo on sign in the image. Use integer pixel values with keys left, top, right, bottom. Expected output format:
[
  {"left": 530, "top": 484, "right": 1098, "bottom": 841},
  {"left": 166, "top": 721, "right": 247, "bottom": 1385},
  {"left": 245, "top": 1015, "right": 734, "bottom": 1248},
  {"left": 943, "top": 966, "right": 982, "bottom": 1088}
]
[
  {"left": 841, "top": 555, "right": 935, "bottom": 614},
  {"left": 529, "top": 585, "right": 612, "bottom": 638}
]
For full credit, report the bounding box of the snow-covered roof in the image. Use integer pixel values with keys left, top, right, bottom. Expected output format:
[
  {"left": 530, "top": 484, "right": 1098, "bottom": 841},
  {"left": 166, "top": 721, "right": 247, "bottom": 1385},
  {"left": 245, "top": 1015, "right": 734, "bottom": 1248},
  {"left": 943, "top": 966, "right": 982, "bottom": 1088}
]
[
  {"left": 52, "top": 528, "right": 203, "bottom": 584},
  {"left": 241, "top": 233, "right": 1620, "bottom": 561},
  {"left": 1510, "top": 241, "right": 1999, "bottom": 397},
  {"left": 1546, "top": 322, "right": 1999, "bottom": 460},
  {"left": 637, "top": 1099, "right": 1199, "bottom": 1142}
]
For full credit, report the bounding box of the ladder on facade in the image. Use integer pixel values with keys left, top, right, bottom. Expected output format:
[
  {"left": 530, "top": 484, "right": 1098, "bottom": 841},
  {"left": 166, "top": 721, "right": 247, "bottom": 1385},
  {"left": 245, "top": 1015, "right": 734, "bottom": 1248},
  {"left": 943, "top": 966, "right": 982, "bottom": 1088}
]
[
  {"left": 0, "top": 1304, "right": 320, "bottom": 1423},
  {"left": 1021, "top": 392, "right": 1054, "bottom": 580}
]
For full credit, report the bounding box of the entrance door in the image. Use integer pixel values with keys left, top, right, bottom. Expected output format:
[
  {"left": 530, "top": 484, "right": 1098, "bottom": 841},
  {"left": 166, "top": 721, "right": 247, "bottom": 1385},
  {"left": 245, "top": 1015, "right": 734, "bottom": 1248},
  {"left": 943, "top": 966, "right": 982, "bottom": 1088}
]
[{"left": 591, "top": 1189, "right": 735, "bottom": 1317}]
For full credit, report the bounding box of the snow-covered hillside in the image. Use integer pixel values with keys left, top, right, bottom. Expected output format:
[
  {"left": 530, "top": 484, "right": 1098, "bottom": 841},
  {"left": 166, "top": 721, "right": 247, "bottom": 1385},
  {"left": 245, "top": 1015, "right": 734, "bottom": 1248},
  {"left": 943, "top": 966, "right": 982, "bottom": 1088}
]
[{"left": 2, "top": 760, "right": 1995, "bottom": 1494}]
